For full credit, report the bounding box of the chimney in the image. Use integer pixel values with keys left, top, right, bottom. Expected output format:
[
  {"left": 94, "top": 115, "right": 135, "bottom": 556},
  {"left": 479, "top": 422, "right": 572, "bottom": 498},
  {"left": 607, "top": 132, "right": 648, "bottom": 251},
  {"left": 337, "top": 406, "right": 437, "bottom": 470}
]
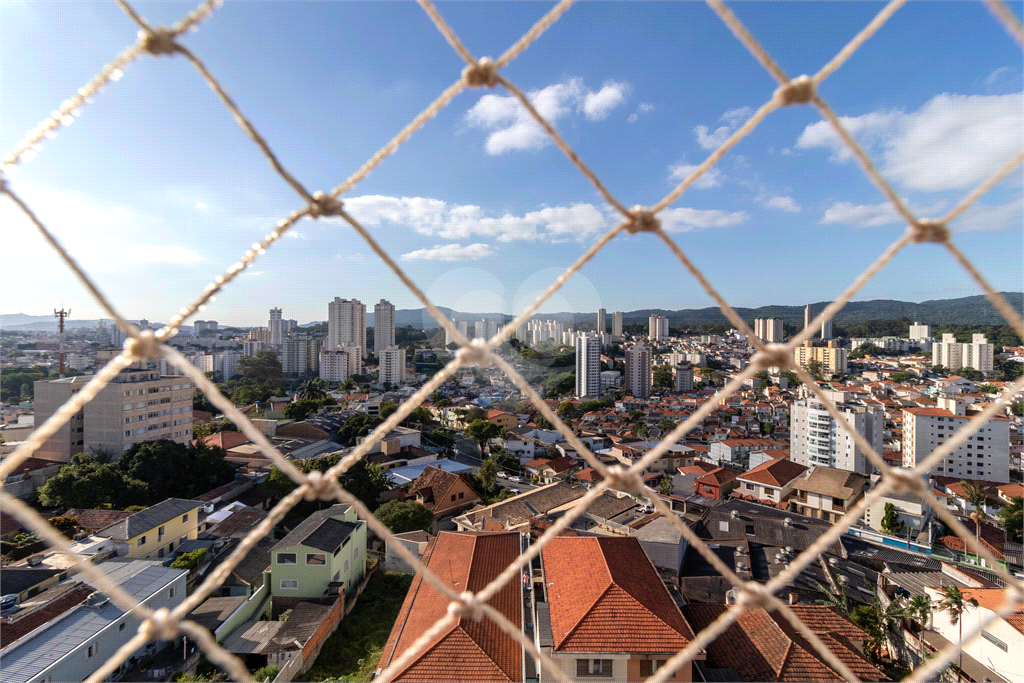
[{"left": 788, "top": 592, "right": 799, "bottom": 605}]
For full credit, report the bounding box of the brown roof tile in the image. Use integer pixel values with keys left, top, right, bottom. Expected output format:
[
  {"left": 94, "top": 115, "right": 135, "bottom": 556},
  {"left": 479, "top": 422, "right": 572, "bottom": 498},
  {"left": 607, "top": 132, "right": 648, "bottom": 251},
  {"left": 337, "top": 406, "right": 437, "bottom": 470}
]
[
  {"left": 0, "top": 584, "right": 94, "bottom": 645},
  {"left": 739, "top": 460, "right": 807, "bottom": 487}
]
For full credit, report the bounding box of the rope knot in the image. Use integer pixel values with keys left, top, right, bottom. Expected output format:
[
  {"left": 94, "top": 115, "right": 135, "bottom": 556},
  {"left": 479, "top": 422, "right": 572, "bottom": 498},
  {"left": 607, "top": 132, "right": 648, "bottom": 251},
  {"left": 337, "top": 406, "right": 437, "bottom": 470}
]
[
  {"left": 886, "top": 467, "right": 923, "bottom": 496},
  {"left": 447, "top": 591, "right": 486, "bottom": 622},
  {"left": 124, "top": 330, "right": 161, "bottom": 360},
  {"left": 462, "top": 57, "right": 499, "bottom": 88},
  {"left": 909, "top": 220, "right": 949, "bottom": 244},
  {"left": 140, "top": 608, "right": 180, "bottom": 641},
  {"left": 456, "top": 339, "right": 492, "bottom": 368},
  {"left": 774, "top": 75, "right": 816, "bottom": 106},
  {"left": 735, "top": 584, "right": 771, "bottom": 612},
  {"left": 753, "top": 344, "right": 793, "bottom": 371},
  {"left": 308, "top": 192, "right": 343, "bottom": 218},
  {"left": 626, "top": 207, "right": 661, "bottom": 235},
  {"left": 140, "top": 28, "right": 177, "bottom": 56},
  {"left": 302, "top": 471, "right": 336, "bottom": 501},
  {"left": 604, "top": 466, "right": 645, "bottom": 496}
]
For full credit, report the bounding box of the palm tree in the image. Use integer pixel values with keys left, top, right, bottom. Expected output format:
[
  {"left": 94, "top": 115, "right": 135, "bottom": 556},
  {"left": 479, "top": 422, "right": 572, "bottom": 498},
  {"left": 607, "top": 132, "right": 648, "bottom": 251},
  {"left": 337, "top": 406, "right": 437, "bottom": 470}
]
[
  {"left": 815, "top": 581, "right": 850, "bottom": 614},
  {"left": 340, "top": 377, "right": 357, "bottom": 394},
  {"left": 959, "top": 479, "right": 989, "bottom": 561},
  {"left": 298, "top": 377, "right": 328, "bottom": 402},
  {"left": 906, "top": 593, "right": 932, "bottom": 631},
  {"left": 936, "top": 584, "right": 979, "bottom": 678},
  {"left": 997, "top": 495, "right": 1023, "bottom": 543}
]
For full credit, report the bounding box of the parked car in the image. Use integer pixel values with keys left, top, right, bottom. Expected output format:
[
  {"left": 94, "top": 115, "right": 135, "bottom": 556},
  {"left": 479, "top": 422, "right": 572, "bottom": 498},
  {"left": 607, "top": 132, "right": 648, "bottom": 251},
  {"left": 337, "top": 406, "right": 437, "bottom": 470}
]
[
  {"left": 497, "top": 471, "right": 507, "bottom": 478},
  {"left": 509, "top": 489, "right": 521, "bottom": 495},
  {"left": 509, "top": 475, "right": 522, "bottom": 483},
  {"left": 638, "top": 504, "right": 654, "bottom": 514}
]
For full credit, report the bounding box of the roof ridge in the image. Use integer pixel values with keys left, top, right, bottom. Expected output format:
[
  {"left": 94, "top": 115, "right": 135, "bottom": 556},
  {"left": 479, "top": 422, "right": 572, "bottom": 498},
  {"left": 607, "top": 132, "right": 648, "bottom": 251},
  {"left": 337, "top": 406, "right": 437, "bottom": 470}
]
[{"left": 554, "top": 580, "right": 613, "bottom": 650}]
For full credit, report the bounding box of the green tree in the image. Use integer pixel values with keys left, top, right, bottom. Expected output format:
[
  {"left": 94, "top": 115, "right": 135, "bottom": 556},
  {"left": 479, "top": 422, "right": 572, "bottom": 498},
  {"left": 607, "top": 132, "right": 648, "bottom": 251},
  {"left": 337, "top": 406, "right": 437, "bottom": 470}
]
[
  {"left": 337, "top": 413, "right": 384, "bottom": 446},
  {"left": 888, "top": 372, "right": 915, "bottom": 384},
  {"left": 997, "top": 496, "right": 1022, "bottom": 543},
  {"left": 119, "top": 440, "right": 236, "bottom": 503},
  {"left": 379, "top": 399, "right": 398, "bottom": 420},
  {"left": 340, "top": 377, "right": 357, "bottom": 393},
  {"left": 976, "top": 383, "right": 999, "bottom": 394},
  {"left": 38, "top": 455, "right": 149, "bottom": 509},
  {"left": 906, "top": 594, "right": 932, "bottom": 631},
  {"left": 170, "top": 548, "right": 208, "bottom": 570},
  {"left": 261, "top": 466, "right": 299, "bottom": 502},
  {"left": 238, "top": 350, "right": 283, "bottom": 384},
  {"left": 373, "top": 500, "right": 434, "bottom": 534},
  {"left": 959, "top": 479, "right": 989, "bottom": 557},
  {"left": 556, "top": 402, "right": 577, "bottom": 421},
  {"left": 298, "top": 377, "right": 329, "bottom": 402},
  {"left": 658, "top": 474, "right": 673, "bottom": 496},
  {"left": 48, "top": 516, "right": 78, "bottom": 538},
  {"left": 463, "top": 419, "right": 502, "bottom": 455},
  {"left": 653, "top": 365, "right": 674, "bottom": 389},
  {"left": 284, "top": 399, "right": 319, "bottom": 421},
  {"left": 193, "top": 391, "right": 220, "bottom": 415},
  {"left": 534, "top": 415, "right": 553, "bottom": 430},
  {"left": 814, "top": 581, "right": 850, "bottom": 614},
  {"left": 805, "top": 359, "right": 824, "bottom": 380},
  {"left": 936, "top": 584, "right": 979, "bottom": 675},
  {"left": 881, "top": 502, "right": 905, "bottom": 536},
  {"left": 434, "top": 397, "right": 452, "bottom": 408},
  {"left": 479, "top": 458, "right": 499, "bottom": 489}
]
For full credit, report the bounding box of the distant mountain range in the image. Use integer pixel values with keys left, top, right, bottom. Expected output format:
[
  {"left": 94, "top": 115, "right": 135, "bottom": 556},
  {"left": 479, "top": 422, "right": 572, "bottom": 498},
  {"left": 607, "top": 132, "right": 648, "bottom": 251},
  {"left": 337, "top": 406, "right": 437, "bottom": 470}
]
[{"left": 4, "top": 293, "right": 1021, "bottom": 332}]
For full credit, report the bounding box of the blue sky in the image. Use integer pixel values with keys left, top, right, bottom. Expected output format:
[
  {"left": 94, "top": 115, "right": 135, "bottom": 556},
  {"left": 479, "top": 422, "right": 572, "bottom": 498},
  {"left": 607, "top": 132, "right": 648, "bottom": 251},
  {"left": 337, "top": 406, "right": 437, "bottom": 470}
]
[{"left": 2, "top": 1, "right": 1022, "bottom": 328}]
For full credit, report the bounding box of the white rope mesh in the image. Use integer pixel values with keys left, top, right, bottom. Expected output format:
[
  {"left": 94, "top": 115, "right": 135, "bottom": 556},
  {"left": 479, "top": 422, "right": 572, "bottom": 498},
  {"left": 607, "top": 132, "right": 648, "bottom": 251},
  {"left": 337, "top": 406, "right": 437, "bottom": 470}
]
[{"left": 1, "top": 2, "right": 1022, "bottom": 683}]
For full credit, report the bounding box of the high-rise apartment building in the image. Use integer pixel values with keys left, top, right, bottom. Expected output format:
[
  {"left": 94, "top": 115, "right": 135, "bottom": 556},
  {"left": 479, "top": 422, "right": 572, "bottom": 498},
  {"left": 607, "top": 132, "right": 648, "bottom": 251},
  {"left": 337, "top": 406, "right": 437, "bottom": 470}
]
[
  {"left": 193, "top": 320, "right": 218, "bottom": 334},
  {"left": 33, "top": 368, "right": 195, "bottom": 462},
  {"left": 902, "top": 397, "right": 1009, "bottom": 483},
  {"left": 649, "top": 315, "right": 669, "bottom": 342},
  {"left": 477, "top": 319, "right": 499, "bottom": 340},
  {"left": 269, "top": 308, "right": 283, "bottom": 345},
  {"left": 575, "top": 333, "right": 602, "bottom": 399},
  {"left": 674, "top": 363, "right": 694, "bottom": 392},
  {"left": 933, "top": 333, "right": 994, "bottom": 374},
  {"left": 597, "top": 308, "right": 606, "bottom": 335},
  {"left": 753, "top": 318, "right": 784, "bottom": 344},
  {"left": 327, "top": 297, "right": 366, "bottom": 356},
  {"left": 282, "top": 335, "right": 322, "bottom": 375},
  {"left": 624, "top": 342, "right": 652, "bottom": 398},
  {"left": 374, "top": 299, "right": 396, "bottom": 357},
  {"left": 456, "top": 319, "right": 469, "bottom": 340},
  {"left": 909, "top": 322, "right": 931, "bottom": 340},
  {"left": 821, "top": 318, "right": 833, "bottom": 340},
  {"left": 380, "top": 346, "right": 407, "bottom": 386},
  {"left": 612, "top": 311, "right": 623, "bottom": 337},
  {"left": 793, "top": 340, "right": 848, "bottom": 376},
  {"left": 790, "top": 399, "right": 883, "bottom": 474},
  {"left": 319, "top": 349, "right": 351, "bottom": 383}
]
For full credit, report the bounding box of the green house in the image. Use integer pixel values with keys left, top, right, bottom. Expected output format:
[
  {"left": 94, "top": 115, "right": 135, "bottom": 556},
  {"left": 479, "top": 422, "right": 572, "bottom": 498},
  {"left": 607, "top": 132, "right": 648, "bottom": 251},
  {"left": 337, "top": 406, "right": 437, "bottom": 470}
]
[{"left": 270, "top": 504, "right": 366, "bottom": 599}]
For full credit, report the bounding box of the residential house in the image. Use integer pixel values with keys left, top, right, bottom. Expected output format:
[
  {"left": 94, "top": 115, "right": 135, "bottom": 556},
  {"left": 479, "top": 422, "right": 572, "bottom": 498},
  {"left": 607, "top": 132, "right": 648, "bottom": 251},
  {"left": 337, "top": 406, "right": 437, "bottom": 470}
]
[
  {"left": 1, "top": 567, "right": 67, "bottom": 604},
  {"left": 95, "top": 498, "right": 203, "bottom": 560},
  {"left": 538, "top": 535, "right": 698, "bottom": 682},
  {"left": 693, "top": 467, "right": 739, "bottom": 500},
  {"left": 454, "top": 482, "right": 586, "bottom": 533},
  {"left": 611, "top": 441, "right": 696, "bottom": 475},
  {"left": 0, "top": 561, "right": 188, "bottom": 683},
  {"left": 732, "top": 459, "right": 807, "bottom": 508},
  {"left": 407, "top": 465, "right": 481, "bottom": 530},
  {"left": 487, "top": 409, "right": 518, "bottom": 431},
  {"left": 681, "top": 604, "right": 884, "bottom": 682},
  {"left": 270, "top": 504, "right": 366, "bottom": 599},
  {"left": 524, "top": 456, "right": 579, "bottom": 484},
  {"left": 376, "top": 531, "right": 523, "bottom": 682},
  {"left": 924, "top": 586, "right": 1023, "bottom": 683},
  {"left": 790, "top": 467, "right": 870, "bottom": 523},
  {"left": 862, "top": 488, "right": 930, "bottom": 537},
  {"left": 708, "top": 438, "right": 787, "bottom": 470},
  {"left": 51, "top": 508, "right": 132, "bottom": 535}
]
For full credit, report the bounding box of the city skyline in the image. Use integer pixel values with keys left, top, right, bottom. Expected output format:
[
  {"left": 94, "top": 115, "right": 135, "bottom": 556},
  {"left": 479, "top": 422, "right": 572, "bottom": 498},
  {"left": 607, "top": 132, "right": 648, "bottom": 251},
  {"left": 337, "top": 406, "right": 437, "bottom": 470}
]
[{"left": 2, "top": 2, "right": 1021, "bottom": 328}]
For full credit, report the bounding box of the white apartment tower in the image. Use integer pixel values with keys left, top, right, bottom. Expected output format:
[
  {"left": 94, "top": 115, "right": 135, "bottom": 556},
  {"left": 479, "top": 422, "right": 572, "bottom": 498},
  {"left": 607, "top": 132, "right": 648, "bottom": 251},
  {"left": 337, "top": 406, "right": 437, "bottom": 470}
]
[
  {"left": 597, "top": 308, "right": 607, "bottom": 335},
  {"left": 33, "top": 369, "right": 195, "bottom": 462},
  {"left": 674, "top": 363, "right": 694, "bottom": 392},
  {"left": 753, "top": 318, "right": 784, "bottom": 344},
  {"left": 933, "top": 333, "right": 994, "bottom": 374},
  {"left": 624, "top": 342, "right": 652, "bottom": 398},
  {"left": 790, "top": 399, "right": 884, "bottom": 474},
  {"left": 374, "top": 299, "right": 396, "bottom": 357},
  {"left": 282, "top": 335, "right": 322, "bottom": 375},
  {"left": 380, "top": 346, "right": 406, "bottom": 386},
  {"left": 327, "top": 297, "right": 366, "bottom": 357},
  {"left": 902, "top": 397, "right": 1009, "bottom": 483},
  {"left": 269, "top": 308, "right": 283, "bottom": 345},
  {"left": 612, "top": 311, "right": 623, "bottom": 337},
  {"left": 575, "top": 333, "right": 602, "bottom": 399},
  {"left": 821, "top": 317, "right": 833, "bottom": 341},
  {"left": 649, "top": 315, "right": 669, "bottom": 342},
  {"left": 909, "top": 322, "right": 931, "bottom": 340},
  {"left": 319, "top": 349, "right": 350, "bottom": 383},
  {"left": 477, "top": 319, "right": 499, "bottom": 340}
]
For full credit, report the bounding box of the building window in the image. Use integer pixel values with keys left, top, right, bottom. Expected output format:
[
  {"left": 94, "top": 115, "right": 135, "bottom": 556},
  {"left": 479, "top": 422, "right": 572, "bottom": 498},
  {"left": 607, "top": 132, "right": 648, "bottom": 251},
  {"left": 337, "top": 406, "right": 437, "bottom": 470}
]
[
  {"left": 87, "top": 643, "right": 97, "bottom": 657},
  {"left": 459, "top": 492, "right": 465, "bottom": 499},
  {"left": 169, "top": 587, "right": 175, "bottom": 598},
  {"left": 137, "top": 536, "right": 146, "bottom": 547},
  {"left": 280, "top": 579, "right": 298, "bottom": 590},
  {"left": 158, "top": 548, "right": 165, "bottom": 558},
  {"left": 277, "top": 553, "right": 297, "bottom": 564},
  {"left": 639, "top": 660, "right": 668, "bottom": 677},
  {"left": 451, "top": 494, "right": 457, "bottom": 502},
  {"left": 576, "top": 659, "right": 613, "bottom": 677},
  {"left": 182, "top": 514, "right": 188, "bottom": 523},
  {"left": 119, "top": 622, "right": 126, "bottom": 631},
  {"left": 306, "top": 553, "right": 326, "bottom": 565},
  {"left": 982, "top": 630, "right": 1008, "bottom": 652},
  {"left": 745, "top": 482, "right": 754, "bottom": 490},
  {"left": 344, "top": 559, "right": 349, "bottom": 572}
]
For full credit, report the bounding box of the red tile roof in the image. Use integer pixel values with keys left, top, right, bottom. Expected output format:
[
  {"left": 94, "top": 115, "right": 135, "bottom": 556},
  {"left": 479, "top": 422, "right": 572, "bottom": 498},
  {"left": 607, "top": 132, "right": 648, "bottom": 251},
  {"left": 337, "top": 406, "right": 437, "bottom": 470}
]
[
  {"left": 0, "top": 584, "right": 94, "bottom": 645},
  {"left": 696, "top": 467, "right": 739, "bottom": 486},
  {"left": 739, "top": 459, "right": 807, "bottom": 487},
  {"left": 542, "top": 536, "right": 693, "bottom": 653},
  {"left": 957, "top": 588, "right": 1024, "bottom": 635},
  {"left": 681, "top": 604, "right": 883, "bottom": 682},
  {"left": 200, "top": 430, "right": 251, "bottom": 450},
  {"left": 410, "top": 465, "right": 479, "bottom": 515},
  {"left": 379, "top": 532, "right": 522, "bottom": 682}
]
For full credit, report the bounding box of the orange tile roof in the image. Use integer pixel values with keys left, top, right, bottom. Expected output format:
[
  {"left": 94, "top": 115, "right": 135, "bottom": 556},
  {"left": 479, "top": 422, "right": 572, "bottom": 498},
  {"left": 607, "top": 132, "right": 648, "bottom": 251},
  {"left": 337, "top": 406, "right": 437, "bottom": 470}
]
[
  {"left": 200, "top": 430, "right": 251, "bottom": 450},
  {"left": 542, "top": 536, "right": 693, "bottom": 653},
  {"left": 681, "top": 604, "right": 882, "bottom": 682},
  {"left": 696, "top": 467, "right": 739, "bottom": 486},
  {"left": 379, "top": 531, "right": 522, "bottom": 682},
  {"left": 957, "top": 588, "right": 1024, "bottom": 635},
  {"left": 739, "top": 459, "right": 807, "bottom": 487}
]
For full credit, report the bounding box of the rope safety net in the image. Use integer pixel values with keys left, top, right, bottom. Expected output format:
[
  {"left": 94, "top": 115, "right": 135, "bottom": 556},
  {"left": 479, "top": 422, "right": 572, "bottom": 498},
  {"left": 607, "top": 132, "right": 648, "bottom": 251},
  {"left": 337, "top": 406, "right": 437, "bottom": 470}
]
[{"left": 2, "top": 1, "right": 1023, "bottom": 682}]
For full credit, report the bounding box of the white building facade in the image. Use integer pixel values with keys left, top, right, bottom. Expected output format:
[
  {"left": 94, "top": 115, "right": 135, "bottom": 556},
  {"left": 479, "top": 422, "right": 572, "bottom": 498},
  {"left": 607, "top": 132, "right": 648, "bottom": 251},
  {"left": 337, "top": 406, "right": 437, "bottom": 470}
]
[
  {"left": 575, "top": 333, "right": 601, "bottom": 399},
  {"left": 374, "top": 299, "right": 396, "bottom": 357},
  {"left": 902, "top": 398, "right": 1010, "bottom": 483},
  {"left": 327, "top": 297, "right": 366, "bottom": 357},
  {"left": 789, "top": 399, "right": 884, "bottom": 474}
]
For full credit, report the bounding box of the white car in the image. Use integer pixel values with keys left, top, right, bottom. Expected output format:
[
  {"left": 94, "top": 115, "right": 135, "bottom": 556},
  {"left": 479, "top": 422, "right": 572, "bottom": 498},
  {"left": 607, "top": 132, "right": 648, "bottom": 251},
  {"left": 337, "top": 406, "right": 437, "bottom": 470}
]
[
  {"left": 497, "top": 471, "right": 507, "bottom": 479},
  {"left": 508, "top": 475, "right": 522, "bottom": 483},
  {"left": 509, "top": 489, "right": 521, "bottom": 495}
]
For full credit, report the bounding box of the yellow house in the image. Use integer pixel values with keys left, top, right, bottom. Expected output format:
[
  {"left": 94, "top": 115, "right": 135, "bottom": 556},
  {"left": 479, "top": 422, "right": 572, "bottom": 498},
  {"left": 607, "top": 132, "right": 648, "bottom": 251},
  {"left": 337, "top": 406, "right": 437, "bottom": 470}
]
[{"left": 96, "top": 498, "right": 202, "bottom": 560}]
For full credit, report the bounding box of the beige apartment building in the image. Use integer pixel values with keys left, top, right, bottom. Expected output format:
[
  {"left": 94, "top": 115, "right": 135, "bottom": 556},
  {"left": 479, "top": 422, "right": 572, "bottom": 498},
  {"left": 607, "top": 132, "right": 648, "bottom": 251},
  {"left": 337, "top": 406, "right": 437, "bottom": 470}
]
[
  {"left": 793, "top": 340, "right": 848, "bottom": 376},
  {"left": 33, "top": 367, "right": 195, "bottom": 462}
]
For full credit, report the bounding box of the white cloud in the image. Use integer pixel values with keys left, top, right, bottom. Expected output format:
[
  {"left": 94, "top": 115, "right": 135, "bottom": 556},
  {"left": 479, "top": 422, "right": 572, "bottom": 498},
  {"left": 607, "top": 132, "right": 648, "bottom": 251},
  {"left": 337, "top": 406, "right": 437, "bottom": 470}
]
[
  {"left": 821, "top": 201, "right": 899, "bottom": 227},
  {"left": 667, "top": 164, "right": 722, "bottom": 189},
  {"left": 465, "top": 78, "right": 629, "bottom": 154},
  {"left": 694, "top": 106, "right": 753, "bottom": 149},
  {"left": 400, "top": 243, "right": 496, "bottom": 261},
  {"left": 583, "top": 82, "right": 629, "bottom": 120},
  {"left": 659, "top": 207, "right": 749, "bottom": 232},
  {"left": 764, "top": 195, "right": 801, "bottom": 213},
  {"left": 796, "top": 92, "right": 1023, "bottom": 191},
  {"left": 195, "top": 202, "right": 208, "bottom": 210},
  {"left": 949, "top": 197, "right": 1023, "bottom": 232},
  {"left": 628, "top": 102, "right": 654, "bottom": 123}
]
